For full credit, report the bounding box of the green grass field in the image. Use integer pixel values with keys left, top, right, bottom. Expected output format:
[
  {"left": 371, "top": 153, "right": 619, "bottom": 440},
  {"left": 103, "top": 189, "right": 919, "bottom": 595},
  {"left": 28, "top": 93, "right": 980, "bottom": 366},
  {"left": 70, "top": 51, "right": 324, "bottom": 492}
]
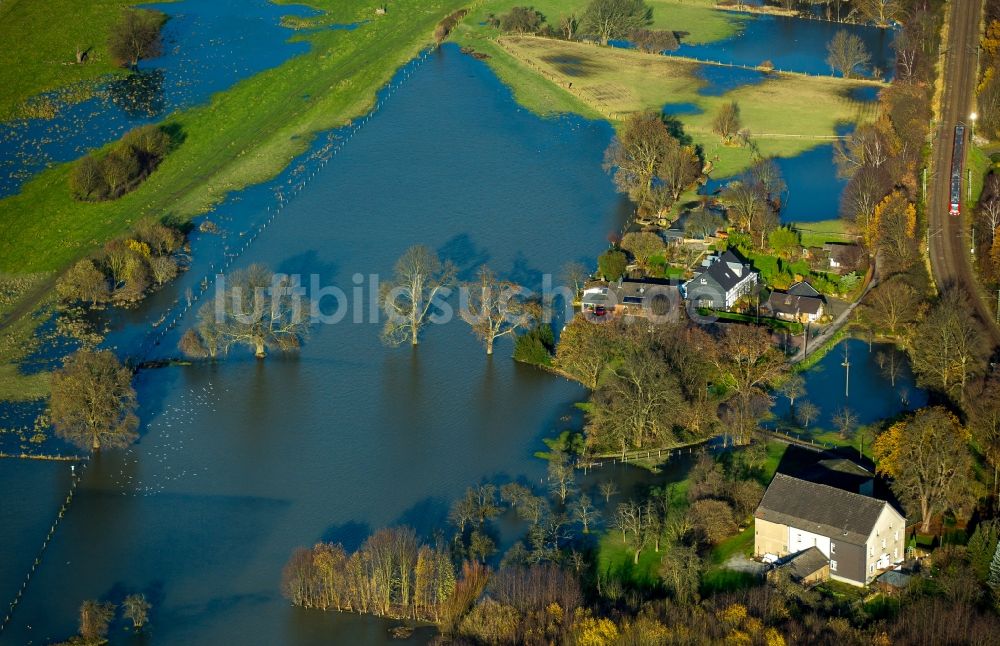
[
  {"left": 0, "top": 0, "right": 466, "bottom": 275},
  {"left": 0, "top": 0, "right": 158, "bottom": 121},
  {"left": 796, "top": 218, "right": 858, "bottom": 248},
  {"left": 479, "top": 35, "right": 881, "bottom": 176}
]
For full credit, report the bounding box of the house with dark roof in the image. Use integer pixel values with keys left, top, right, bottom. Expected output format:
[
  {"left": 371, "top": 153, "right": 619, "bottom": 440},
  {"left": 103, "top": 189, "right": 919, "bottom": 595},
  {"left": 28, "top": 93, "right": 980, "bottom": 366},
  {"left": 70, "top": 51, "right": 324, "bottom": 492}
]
[
  {"left": 764, "top": 281, "right": 825, "bottom": 323},
  {"left": 754, "top": 473, "right": 905, "bottom": 586},
  {"left": 681, "top": 250, "right": 757, "bottom": 310},
  {"left": 580, "top": 279, "right": 679, "bottom": 319}
]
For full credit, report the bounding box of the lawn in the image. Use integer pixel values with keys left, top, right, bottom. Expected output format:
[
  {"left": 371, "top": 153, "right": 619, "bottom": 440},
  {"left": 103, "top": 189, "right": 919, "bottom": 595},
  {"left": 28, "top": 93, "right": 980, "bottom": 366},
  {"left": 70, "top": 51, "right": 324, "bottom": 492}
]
[
  {"left": 0, "top": 0, "right": 467, "bottom": 275},
  {"left": 486, "top": 35, "right": 882, "bottom": 176},
  {"left": 0, "top": 0, "right": 155, "bottom": 121},
  {"left": 796, "top": 218, "right": 858, "bottom": 248}
]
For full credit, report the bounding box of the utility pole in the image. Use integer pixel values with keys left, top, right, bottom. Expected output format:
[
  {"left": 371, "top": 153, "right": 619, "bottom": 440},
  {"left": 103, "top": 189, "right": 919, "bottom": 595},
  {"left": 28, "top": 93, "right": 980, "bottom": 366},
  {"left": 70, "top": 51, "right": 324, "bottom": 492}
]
[
  {"left": 969, "top": 168, "right": 973, "bottom": 202},
  {"left": 842, "top": 346, "right": 851, "bottom": 398}
]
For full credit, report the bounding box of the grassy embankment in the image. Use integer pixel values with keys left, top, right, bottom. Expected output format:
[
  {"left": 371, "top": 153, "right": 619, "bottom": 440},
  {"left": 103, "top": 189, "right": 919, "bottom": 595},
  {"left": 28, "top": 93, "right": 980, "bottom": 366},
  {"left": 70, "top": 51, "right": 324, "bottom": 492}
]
[
  {"left": 597, "top": 441, "right": 788, "bottom": 591},
  {"left": 0, "top": 0, "right": 468, "bottom": 400},
  {"left": 0, "top": 0, "right": 164, "bottom": 121}
]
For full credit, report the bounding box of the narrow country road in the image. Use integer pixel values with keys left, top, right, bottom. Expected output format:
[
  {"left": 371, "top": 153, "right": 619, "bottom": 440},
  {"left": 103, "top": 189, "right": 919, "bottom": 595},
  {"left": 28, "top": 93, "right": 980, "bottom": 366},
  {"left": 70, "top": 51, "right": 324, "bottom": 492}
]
[{"left": 928, "top": 0, "right": 1000, "bottom": 347}]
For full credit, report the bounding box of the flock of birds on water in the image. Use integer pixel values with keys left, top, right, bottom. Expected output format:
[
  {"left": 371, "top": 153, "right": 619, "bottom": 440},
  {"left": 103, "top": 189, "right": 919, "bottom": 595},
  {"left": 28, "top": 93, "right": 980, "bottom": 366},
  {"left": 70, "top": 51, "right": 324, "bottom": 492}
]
[{"left": 110, "top": 382, "right": 220, "bottom": 496}]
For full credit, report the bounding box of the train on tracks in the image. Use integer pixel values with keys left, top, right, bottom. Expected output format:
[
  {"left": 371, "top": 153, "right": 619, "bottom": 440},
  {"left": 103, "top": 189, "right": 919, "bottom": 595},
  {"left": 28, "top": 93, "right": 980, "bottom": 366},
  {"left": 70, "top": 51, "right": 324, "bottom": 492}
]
[{"left": 949, "top": 124, "right": 966, "bottom": 217}]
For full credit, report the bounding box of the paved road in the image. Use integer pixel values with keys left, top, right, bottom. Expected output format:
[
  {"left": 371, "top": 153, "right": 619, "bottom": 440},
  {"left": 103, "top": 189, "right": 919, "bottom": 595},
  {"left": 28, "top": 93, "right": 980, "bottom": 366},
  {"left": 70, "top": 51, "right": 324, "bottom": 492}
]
[{"left": 927, "top": 0, "right": 1000, "bottom": 347}]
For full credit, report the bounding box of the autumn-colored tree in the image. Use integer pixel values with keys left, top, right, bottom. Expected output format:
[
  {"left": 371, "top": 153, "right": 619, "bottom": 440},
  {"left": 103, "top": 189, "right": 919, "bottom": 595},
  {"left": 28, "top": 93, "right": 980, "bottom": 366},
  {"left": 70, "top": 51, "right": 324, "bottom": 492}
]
[
  {"left": 873, "top": 406, "right": 976, "bottom": 532},
  {"left": 554, "top": 316, "right": 622, "bottom": 388},
  {"left": 56, "top": 259, "right": 110, "bottom": 306},
  {"left": 50, "top": 349, "right": 138, "bottom": 452},
  {"left": 79, "top": 600, "right": 115, "bottom": 641},
  {"left": 620, "top": 232, "right": 665, "bottom": 269}
]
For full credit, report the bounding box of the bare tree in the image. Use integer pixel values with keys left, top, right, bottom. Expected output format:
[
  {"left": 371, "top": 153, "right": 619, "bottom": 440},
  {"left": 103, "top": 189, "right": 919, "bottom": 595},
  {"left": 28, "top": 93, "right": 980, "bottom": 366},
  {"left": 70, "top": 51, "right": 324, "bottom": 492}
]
[
  {"left": 855, "top": 0, "right": 903, "bottom": 27},
  {"left": 826, "top": 30, "right": 871, "bottom": 78},
  {"left": 712, "top": 325, "right": 785, "bottom": 444},
  {"left": 108, "top": 9, "right": 163, "bottom": 67},
  {"left": 876, "top": 347, "right": 904, "bottom": 387},
  {"left": 571, "top": 493, "right": 600, "bottom": 533},
  {"left": 123, "top": 593, "right": 151, "bottom": 629},
  {"left": 598, "top": 480, "right": 619, "bottom": 504},
  {"left": 796, "top": 400, "right": 819, "bottom": 428},
  {"left": 460, "top": 265, "right": 536, "bottom": 355},
  {"left": 185, "top": 264, "right": 307, "bottom": 358},
  {"left": 779, "top": 374, "right": 805, "bottom": 409},
  {"left": 547, "top": 450, "right": 576, "bottom": 505},
  {"left": 381, "top": 245, "right": 456, "bottom": 346},
  {"left": 910, "top": 290, "right": 988, "bottom": 399},
  {"left": 580, "top": 0, "right": 651, "bottom": 45},
  {"left": 615, "top": 500, "right": 648, "bottom": 563},
  {"left": 712, "top": 101, "right": 742, "bottom": 143},
  {"left": 561, "top": 261, "right": 589, "bottom": 299},
  {"left": 832, "top": 407, "right": 858, "bottom": 440}
]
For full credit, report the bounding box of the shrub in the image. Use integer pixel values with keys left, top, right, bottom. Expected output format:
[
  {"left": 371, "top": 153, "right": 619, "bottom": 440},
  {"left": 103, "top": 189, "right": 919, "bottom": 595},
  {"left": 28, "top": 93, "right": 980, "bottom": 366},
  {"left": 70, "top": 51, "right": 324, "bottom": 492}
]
[
  {"left": 598, "top": 249, "right": 628, "bottom": 281},
  {"left": 513, "top": 324, "right": 555, "bottom": 366},
  {"left": 70, "top": 125, "right": 173, "bottom": 201},
  {"left": 500, "top": 6, "right": 545, "bottom": 33}
]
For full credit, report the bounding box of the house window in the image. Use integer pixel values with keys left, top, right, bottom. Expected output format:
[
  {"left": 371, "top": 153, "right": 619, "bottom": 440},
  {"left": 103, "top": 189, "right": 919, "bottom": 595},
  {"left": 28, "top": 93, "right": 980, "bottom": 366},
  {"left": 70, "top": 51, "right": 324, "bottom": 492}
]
[
  {"left": 870, "top": 564, "right": 874, "bottom": 573},
  {"left": 882, "top": 538, "right": 886, "bottom": 549},
  {"left": 831, "top": 543, "right": 836, "bottom": 554},
  {"left": 830, "top": 560, "right": 838, "bottom": 572}
]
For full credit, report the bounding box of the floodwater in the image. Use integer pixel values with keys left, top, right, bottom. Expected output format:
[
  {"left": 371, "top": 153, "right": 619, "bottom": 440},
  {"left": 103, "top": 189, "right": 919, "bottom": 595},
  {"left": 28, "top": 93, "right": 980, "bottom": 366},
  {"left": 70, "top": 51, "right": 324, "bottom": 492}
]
[
  {"left": 0, "top": 0, "right": 317, "bottom": 196},
  {"left": 0, "top": 44, "right": 631, "bottom": 644},
  {"left": 772, "top": 338, "right": 928, "bottom": 431},
  {"left": 673, "top": 14, "right": 895, "bottom": 78}
]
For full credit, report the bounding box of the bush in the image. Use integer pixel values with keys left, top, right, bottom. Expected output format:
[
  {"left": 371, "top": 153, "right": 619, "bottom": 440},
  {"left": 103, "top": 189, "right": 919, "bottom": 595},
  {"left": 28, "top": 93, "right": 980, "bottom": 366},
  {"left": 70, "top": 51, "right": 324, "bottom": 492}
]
[
  {"left": 500, "top": 6, "right": 545, "bottom": 33},
  {"left": 513, "top": 324, "right": 555, "bottom": 366},
  {"left": 598, "top": 249, "right": 628, "bottom": 281},
  {"left": 70, "top": 125, "right": 173, "bottom": 201},
  {"left": 630, "top": 28, "right": 679, "bottom": 53}
]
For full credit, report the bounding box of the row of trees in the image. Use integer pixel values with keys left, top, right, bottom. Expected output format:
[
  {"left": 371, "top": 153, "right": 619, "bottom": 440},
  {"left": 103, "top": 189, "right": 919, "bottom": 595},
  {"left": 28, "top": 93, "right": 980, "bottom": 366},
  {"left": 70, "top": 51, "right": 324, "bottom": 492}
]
[
  {"left": 282, "top": 528, "right": 456, "bottom": 621},
  {"left": 491, "top": 1, "right": 681, "bottom": 52},
  {"left": 69, "top": 125, "right": 173, "bottom": 201},
  {"left": 180, "top": 249, "right": 539, "bottom": 360},
  {"left": 57, "top": 220, "right": 183, "bottom": 304}
]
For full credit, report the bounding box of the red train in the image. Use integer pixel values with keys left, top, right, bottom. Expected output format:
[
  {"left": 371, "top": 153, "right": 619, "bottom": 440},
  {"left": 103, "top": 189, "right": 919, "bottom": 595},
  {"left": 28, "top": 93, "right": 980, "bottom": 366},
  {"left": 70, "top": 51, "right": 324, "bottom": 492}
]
[{"left": 949, "top": 124, "right": 966, "bottom": 217}]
